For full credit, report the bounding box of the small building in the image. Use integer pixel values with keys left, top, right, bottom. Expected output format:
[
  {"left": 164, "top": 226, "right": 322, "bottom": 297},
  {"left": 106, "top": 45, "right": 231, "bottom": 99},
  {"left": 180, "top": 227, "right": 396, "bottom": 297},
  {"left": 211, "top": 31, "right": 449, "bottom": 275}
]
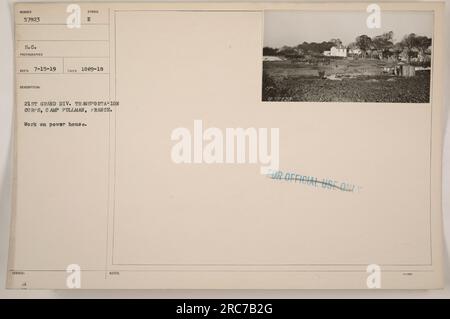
[
  {"left": 323, "top": 45, "right": 347, "bottom": 57},
  {"left": 348, "top": 48, "right": 362, "bottom": 56}
]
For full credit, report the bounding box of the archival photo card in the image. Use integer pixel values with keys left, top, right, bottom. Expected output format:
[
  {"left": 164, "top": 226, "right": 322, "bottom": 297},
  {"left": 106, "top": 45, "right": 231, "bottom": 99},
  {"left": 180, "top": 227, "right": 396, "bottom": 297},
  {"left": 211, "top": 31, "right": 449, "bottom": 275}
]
[
  {"left": 8, "top": 1, "right": 444, "bottom": 290},
  {"left": 262, "top": 11, "right": 433, "bottom": 103}
]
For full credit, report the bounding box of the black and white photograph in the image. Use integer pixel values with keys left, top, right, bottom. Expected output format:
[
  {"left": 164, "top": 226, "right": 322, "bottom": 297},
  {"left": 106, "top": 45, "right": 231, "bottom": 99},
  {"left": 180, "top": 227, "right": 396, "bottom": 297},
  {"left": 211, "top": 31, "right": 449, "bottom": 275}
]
[{"left": 262, "top": 11, "right": 433, "bottom": 102}]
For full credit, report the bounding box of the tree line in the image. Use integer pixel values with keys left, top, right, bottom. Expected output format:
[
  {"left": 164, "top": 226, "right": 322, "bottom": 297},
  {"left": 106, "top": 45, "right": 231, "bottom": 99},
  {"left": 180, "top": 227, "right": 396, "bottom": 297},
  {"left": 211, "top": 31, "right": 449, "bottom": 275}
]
[{"left": 264, "top": 32, "right": 432, "bottom": 62}]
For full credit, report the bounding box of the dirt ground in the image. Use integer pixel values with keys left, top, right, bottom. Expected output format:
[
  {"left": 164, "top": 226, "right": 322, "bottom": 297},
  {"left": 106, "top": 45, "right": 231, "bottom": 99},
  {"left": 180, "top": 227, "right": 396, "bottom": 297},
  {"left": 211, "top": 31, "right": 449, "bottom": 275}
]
[{"left": 262, "top": 59, "right": 431, "bottom": 103}]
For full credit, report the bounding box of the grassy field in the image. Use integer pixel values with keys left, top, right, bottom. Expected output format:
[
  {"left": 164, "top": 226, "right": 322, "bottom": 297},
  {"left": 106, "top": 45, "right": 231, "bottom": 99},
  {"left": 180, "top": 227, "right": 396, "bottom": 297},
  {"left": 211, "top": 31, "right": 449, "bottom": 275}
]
[{"left": 262, "top": 59, "right": 431, "bottom": 103}]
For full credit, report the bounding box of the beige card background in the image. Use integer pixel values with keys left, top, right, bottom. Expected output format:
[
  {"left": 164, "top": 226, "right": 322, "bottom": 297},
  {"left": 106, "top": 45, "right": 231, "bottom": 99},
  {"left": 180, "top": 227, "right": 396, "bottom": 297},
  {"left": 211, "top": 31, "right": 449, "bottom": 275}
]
[
  {"left": 113, "top": 10, "right": 430, "bottom": 266},
  {"left": 4, "top": 1, "right": 446, "bottom": 290}
]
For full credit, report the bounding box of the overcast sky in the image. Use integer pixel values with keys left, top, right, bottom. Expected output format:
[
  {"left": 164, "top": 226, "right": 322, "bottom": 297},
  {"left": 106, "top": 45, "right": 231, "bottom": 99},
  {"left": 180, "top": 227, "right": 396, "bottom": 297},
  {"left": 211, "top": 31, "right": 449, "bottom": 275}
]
[{"left": 264, "top": 11, "right": 433, "bottom": 48}]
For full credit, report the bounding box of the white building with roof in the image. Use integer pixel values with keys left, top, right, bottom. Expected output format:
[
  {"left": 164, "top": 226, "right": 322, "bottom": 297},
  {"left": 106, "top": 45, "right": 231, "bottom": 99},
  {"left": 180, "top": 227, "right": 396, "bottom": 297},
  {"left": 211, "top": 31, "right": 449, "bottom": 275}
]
[{"left": 323, "top": 45, "right": 347, "bottom": 57}]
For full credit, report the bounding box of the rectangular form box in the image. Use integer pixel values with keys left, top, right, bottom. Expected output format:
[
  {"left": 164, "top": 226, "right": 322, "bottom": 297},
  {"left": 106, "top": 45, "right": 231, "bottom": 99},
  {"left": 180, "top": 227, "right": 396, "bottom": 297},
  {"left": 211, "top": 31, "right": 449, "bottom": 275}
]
[
  {"left": 63, "top": 57, "right": 109, "bottom": 74},
  {"left": 15, "top": 3, "right": 109, "bottom": 25},
  {"left": 16, "top": 57, "right": 63, "bottom": 74},
  {"left": 16, "top": 40, "right": 109, "bottom": 58}
]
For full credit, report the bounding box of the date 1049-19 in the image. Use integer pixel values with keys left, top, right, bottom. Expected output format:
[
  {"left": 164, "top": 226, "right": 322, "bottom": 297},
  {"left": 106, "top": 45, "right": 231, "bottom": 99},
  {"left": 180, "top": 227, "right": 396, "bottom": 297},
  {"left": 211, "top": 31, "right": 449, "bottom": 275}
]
[{"left": 81, "top": 66, "right": 104, "bottom": 72}]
